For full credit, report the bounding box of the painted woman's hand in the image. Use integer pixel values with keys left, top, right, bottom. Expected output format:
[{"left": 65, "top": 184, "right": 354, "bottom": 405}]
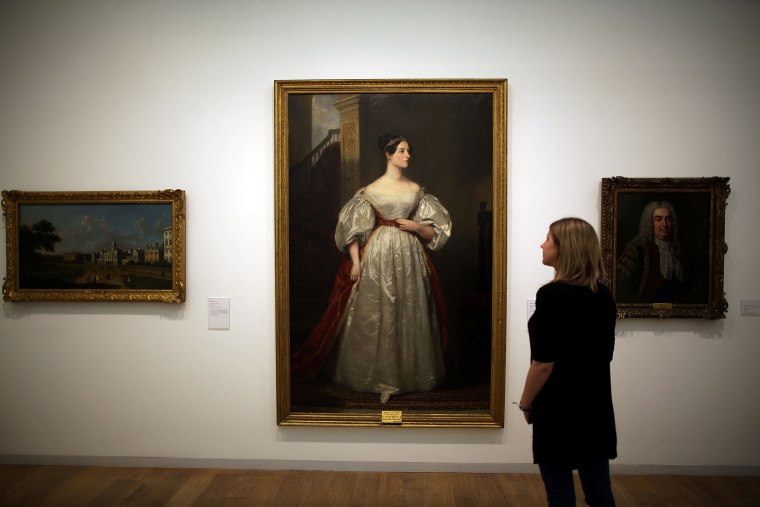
[
  {"left": 396, "top": 219, "right": 435, "bottom": 243},
  {"left": 395, "top": 219, "right": 418, "bottom": 232},
  {"left": 348, "top": 241, "right": 360, "bottom": 282}
]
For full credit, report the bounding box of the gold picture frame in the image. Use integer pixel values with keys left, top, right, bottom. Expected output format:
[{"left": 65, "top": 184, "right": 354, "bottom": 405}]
[
  {"left": 600, "top": 177, "right": 730, "bottom": 319},
  {"left": 275, "top": 79, "right": 507, "bottom": 427},
  {"left": 2, "top": 189, "right": 186, "bottom": 303}
]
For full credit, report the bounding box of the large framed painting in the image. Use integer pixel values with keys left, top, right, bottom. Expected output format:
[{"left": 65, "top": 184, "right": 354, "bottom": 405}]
[
  {"left": 2, "top": 189, "right": 186, "bottom": 303},
  {"left": 275, "top": 79, "right": 507, "bottom": 427},
  {"left": 600, "top": 177, "right": 730, "bottom": 319}
]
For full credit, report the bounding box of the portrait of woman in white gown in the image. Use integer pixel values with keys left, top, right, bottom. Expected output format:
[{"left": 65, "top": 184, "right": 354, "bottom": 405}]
[
  {"left": 292, "top": 133, "right": 452, "bottom": 404},
  {"left": 279, "top": 84, "right": 505, "bottom": 425}
]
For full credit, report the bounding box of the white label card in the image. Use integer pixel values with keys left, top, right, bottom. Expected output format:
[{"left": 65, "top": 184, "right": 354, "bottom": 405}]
[
  {"left": 741, "top": 300, "right": 760, "bottom": 317},
  {"left": 528, "top": 299, "right": 536, "bottom": 319},
  {"left": 208, "top": 297, "right": 230, "bottom": 330}
]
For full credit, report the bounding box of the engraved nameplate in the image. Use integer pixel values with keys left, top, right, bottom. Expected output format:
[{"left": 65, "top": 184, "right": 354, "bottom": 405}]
[{"left": 381, "top": 410, "right": 402, "bottom": 424}]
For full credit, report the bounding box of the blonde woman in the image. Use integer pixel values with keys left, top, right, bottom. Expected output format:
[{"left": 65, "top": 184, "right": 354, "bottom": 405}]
[{"left": 519, "top": 217, "right": 617, "bottom": 506}]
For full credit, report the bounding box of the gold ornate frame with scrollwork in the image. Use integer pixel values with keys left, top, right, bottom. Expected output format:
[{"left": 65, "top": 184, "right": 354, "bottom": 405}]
[
  {"left": 275, "top": 79, "right": 507, "bottom": 427},
  {"left": 2, "top": 189, "right": 186, "bottom": 303},
  {"left": 601, "top": 177, "right": 729, "bottom": 319}
]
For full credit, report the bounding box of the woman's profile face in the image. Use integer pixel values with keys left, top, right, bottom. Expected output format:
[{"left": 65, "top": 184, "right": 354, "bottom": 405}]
[
  {"left": 541, "top": 230, "right": 558, "bottom": 267},
  {"left": 387, "top": 141, "right": 411, "bottom": 169}
]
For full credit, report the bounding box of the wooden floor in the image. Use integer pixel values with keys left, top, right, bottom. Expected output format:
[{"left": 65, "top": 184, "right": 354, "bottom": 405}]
[{"left": 1, "top": 466, "right": 759, "bottom": 506}]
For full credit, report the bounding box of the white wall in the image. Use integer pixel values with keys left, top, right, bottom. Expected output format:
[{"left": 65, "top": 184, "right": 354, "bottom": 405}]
[{"left": 1, "top": 0, "right": 759, "bottom": 471}]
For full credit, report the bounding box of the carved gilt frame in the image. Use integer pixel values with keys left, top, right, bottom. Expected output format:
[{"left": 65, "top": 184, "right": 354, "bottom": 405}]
[
  {"left": 275, "top": 79, "right": 507, "bottom": 427},
  {"left": 600, "top": 177, "right": 729, "bottom": 319},
  {"left": 2, "top": 189, "right": 186, "bottom": 303}
]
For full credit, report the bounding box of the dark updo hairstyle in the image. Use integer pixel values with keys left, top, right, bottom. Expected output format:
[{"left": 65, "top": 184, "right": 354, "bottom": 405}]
[{"left": 378, "top": 133, "right": 412, "bottom": 156}]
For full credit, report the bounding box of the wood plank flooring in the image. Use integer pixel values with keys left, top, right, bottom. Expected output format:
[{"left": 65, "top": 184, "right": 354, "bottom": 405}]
[{"left": 1, "top": 465, "right": 759, "bottom": 506}]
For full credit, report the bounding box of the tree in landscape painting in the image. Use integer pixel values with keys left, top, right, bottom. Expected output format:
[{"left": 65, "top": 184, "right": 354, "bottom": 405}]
[{"left": 19, "top": 219, "right": 61, "bottom": 283}]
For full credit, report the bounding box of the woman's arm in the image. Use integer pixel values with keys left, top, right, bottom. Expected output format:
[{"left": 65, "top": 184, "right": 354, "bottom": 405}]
[
  {"left": 395, "top": 219, "right": 435, "bottom": 243},
  {"left": 348, "top": 241, "right": 360, "bottom": 282},
  {"left": 519, "top": 360, "right": 554, "bottom": 424}
]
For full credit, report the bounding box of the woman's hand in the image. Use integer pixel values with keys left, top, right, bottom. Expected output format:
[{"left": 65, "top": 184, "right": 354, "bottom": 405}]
[
  {"left": 348, "top": 242, "right": 360, "bottom": 282},
  {"left": 396, "top": 219, "right": 435, "bottom": 243},
  {"left": 395, "top": 218, "right": 419, "bottom": 232},
  {"left": 519, "top": 360, "right": 553, "bottom": 425}
]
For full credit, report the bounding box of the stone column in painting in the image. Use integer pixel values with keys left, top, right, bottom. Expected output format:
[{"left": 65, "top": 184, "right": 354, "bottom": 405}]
[{"left": 334, "top": 95, "right": 360, "bottom": 205}]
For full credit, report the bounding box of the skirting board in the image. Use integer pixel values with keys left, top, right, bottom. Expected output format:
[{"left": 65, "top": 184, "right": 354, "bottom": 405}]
[{"left": 0, "top": 456, "right": 758, "bottom": 476}]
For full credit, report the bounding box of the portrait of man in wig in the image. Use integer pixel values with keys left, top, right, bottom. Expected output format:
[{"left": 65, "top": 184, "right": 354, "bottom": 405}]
[{"left": 616, "top": 200, "right": 692, "bottom": 303}]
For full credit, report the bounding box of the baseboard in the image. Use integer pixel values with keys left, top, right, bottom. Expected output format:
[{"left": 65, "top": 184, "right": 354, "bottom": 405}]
[{"left": 0, "top": 455, "right": 758, "bottom": 476}]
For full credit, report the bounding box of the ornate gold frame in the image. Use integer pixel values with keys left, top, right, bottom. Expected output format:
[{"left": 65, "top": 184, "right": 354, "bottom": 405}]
[
  {"left": 275, "top": 79, "right": 507, "bottom": 427},
  {"left": 2, "top": 189, "right": 186, "bottom": 303},
  {"left": 600, "top": 177, "right": 729, "bottom": 319}
]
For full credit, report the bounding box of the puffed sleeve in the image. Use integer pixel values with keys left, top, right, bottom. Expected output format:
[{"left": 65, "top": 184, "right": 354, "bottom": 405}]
[
  {"left": 334, "top": 192, "right": 375, "bottom": 252},
  {"left": 413, "top": 192, "right": 452, "bottom": 251}
]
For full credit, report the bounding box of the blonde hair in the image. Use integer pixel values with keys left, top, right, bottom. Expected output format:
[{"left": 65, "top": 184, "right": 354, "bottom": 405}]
[{"left": 549, "top": 217, "right": 606, "bottom": 292}]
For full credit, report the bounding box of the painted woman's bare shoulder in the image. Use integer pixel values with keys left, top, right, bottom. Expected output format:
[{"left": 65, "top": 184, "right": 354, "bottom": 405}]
[
  {"left": 406, "top": 180, "right": 422, "bottom": 193},
  {"left": 364, "top": 178, "right": 384, "bottom": 194}
]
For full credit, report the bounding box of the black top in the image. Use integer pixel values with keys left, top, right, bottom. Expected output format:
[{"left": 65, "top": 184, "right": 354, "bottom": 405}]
[{"left": 528, "top": 281, "right": 618, "bottom": 465}]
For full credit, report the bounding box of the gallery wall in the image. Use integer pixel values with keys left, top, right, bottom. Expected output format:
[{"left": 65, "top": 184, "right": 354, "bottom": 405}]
[{"left": 1, "top": 0, "right": 759, "bottom": 472}]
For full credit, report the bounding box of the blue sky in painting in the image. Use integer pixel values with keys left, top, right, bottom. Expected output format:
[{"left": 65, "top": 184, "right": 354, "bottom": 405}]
[{"left": 19, "top": 203, "right": 172, "bottom": 254}]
